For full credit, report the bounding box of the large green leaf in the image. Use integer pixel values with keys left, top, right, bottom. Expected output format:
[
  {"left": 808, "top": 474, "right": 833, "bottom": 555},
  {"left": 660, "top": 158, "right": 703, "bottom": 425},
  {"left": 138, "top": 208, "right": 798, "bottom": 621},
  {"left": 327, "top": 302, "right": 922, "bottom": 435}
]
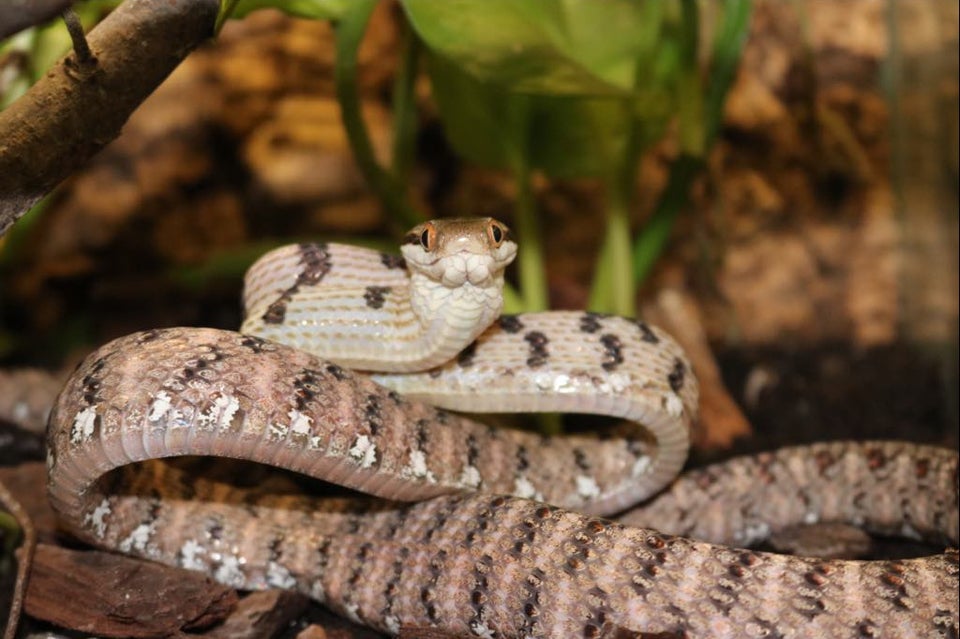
[
  {"left": 426, "top": 52, "right": 532, "bottom": 171},
  {"left": 526, "top": 97, "right": 631, "bottom": 177},
  {"left": 224, "top": 0, "right": 350, "bottom": 21},
  {"left": 427, "top": 51, "right": 676, "bottom": 177},
  {"left": 402, "top": 0, "right": 662, "bottom": 96}
]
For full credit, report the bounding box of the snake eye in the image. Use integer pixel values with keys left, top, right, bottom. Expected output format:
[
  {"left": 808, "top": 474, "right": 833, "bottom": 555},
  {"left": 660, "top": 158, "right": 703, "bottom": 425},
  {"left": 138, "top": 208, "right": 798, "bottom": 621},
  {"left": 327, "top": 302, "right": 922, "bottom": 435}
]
[
  {"left": 487, "top": 221, "right": 508, "bottom": 247},
  {"left": 419, "top": 223, "right": 437, "bottom": 251}
]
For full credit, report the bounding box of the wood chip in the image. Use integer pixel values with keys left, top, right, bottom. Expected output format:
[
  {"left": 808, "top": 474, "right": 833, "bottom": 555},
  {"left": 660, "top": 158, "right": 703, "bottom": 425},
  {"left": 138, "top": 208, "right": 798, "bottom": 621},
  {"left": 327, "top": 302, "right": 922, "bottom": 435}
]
[
  {"left": 24, "top": 543, "right": 237, "bottom": 637},
  {"left": 202, "top": 590, "right": 310, "bottom": 639}
]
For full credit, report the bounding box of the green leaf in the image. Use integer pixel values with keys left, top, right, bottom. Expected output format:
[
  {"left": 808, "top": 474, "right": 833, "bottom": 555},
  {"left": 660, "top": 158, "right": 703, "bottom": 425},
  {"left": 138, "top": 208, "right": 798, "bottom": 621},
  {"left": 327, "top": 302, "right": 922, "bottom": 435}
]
[
  {"left": 426, "top": 52, "right": 532, "bottom": 171},
  {"left": 428, "top": 53, "right": 676, "bottom": 178},
  {"left": 402, "top": 0, "right": 661, "bottom": 96},
  {"left": 223, "top": 0, "right": 351, "bottom": 22},
  {"left": 527, "top": 97, "right": 631, "bottom": 177}
]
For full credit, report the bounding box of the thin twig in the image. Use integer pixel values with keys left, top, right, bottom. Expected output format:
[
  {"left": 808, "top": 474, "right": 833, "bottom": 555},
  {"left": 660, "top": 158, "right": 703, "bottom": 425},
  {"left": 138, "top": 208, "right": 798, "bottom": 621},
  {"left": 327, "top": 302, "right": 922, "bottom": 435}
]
[
  {"left": 0, "top": 480, "right": 36, "bottom": 639},
  {"left": 61, "top": 8, "right": 96, "bottom": 68}
]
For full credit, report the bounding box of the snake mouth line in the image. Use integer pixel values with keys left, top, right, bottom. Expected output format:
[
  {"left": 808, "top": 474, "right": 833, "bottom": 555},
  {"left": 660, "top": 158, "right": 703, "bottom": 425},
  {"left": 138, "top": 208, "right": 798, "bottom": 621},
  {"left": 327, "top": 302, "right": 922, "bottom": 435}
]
[{"left": 417, "top": 248, "right": 493, "bottom": 266}]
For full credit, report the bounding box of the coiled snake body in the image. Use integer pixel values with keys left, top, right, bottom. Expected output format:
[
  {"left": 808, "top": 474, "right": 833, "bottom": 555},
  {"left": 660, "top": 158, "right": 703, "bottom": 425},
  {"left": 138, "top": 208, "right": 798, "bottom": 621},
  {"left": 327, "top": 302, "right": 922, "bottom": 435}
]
[{"left": 46, "top": 218, "right": 958, "bottom": 638}]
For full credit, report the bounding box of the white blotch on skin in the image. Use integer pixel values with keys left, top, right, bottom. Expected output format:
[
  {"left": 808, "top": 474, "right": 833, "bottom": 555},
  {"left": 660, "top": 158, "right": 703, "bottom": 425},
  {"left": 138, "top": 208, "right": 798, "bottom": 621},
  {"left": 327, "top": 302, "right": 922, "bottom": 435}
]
[
  {"left": 343, "top": 602, "right": 362, "bottom": 623},
  {"left": 470, "top": 619, "right": 496, "bottom": 639},
  {"left": 168, "top": 408, "right": 189, "bottom": 429},
  {"left": 384, "top": 615, "right": 401, "bottom": 635},
  {"left": 214, "top": 554, "right": 247, "bottom": 587},
  {"left": 349, "top": 435, "right": 377, "bottom": 469},
  {"left": 268, "top": 422, "right": 288, "bottom": 440},
  {"left": 513, "top": 475, "right": 541, "bottom": 501},
  {"left": 309, "top": 579, "right": 327, "bottom": 602},
  {"left": 288, "top": 410, "right": 312, "bottom": 436},
  {"left": 180, "top": 539, "right": 206, "bottom": 571},
  {"left": 119, "top": 522, "right": 156, "bottom": 554},
  {"left": 266, "top": 561, "right": 297, "bottom": 589},
  {"left": 215, "top": 394, "right": 240, "bottom": 430},
  {"left": 576, "top": 474, "right": 601, "bottom": 500},
  {"left": 85, "top": 498, "right": 112, "bottom": 538},
  {"left": 459, "top": 465, "right": 482, "bottom": 488},
  {"left": 664, "top": 393, "right": 684, "bottom": 418},
  {"left": 70, "top": 406, "right": 98, "bottom": 444},
  {"left": 405, "top": 449, "right": 436, "bottom": 482},
  {"left": 588, "top": 371, "right": 632, "bottom": 396},
  {"left": 631, "top": 455, "right": 652, "bottom": 477},
  {"left": 148, "top": 391, "right": 174, "bottom": 421},
  {"left": 197, "top": 393, "right": 240, "bottom": 429},
  {"left": 733, "top": 521, "right": 771, "bottom": 545}
]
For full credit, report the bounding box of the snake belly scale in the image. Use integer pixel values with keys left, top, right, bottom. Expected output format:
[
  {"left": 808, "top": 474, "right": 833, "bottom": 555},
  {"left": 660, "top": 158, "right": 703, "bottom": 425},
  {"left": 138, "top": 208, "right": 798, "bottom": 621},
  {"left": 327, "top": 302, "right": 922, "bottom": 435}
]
[{"left": 46, "top": 218, "right": 958, "bottom": 638}]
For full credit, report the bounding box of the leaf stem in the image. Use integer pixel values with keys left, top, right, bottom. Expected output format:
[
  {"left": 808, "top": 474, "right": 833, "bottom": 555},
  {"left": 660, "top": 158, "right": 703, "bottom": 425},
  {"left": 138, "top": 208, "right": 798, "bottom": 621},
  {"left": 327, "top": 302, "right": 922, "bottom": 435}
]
[
  {"left": 632, "top": 0, "right": 752, "bottom": 285},
  {"left": 214, "top": 0, "right": 240, "bottom": 35},
  {"left": 390, "top": 20, "right": 420, "bottom": 185},
  {"left": 334, "top": 0, "right": 423, "bottom": 231},
  {"left": 590, "top": 119, "right": 641, "bottom": 316},
  {"left": 514, "top": 161, "right": 548, "bottom": 311}
]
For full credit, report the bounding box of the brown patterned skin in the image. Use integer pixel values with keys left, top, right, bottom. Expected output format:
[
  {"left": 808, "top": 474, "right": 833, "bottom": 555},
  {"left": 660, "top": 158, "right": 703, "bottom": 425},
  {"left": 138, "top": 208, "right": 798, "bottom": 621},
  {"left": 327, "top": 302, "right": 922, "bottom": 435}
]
[{"left": 46, "top": 328, "right": 959, "bottom": 638}]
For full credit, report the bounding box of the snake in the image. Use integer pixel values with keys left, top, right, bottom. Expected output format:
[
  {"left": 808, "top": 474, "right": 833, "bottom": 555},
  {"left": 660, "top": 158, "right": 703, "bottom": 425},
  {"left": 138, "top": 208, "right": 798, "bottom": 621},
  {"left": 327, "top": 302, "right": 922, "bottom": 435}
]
[{"left": 44, "top": 217, "right": 958, "bottom": 638}]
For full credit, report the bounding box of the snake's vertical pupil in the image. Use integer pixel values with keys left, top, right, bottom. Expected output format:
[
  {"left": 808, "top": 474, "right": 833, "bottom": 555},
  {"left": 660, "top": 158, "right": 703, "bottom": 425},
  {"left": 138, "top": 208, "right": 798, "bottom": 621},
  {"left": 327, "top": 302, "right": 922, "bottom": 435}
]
[
  {"left": 420, "top": 228, "right": 432, "bottom": 250},
  {"left": 491, "top": 224, "right": 503, "bottom": 245}
]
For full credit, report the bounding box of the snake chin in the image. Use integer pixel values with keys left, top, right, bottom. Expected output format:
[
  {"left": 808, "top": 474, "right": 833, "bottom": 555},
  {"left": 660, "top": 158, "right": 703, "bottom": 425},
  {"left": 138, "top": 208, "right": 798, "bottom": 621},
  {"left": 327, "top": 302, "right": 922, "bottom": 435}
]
[{"left": 402, "top": 239, "right": 517, "bottom": 289}]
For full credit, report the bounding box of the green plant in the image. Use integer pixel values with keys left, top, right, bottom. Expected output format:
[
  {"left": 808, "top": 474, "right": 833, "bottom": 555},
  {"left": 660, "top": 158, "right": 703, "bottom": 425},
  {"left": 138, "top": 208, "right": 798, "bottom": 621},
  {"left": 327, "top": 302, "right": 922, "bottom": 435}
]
[
  {"left": 219, "top": 0, "right": 752, "bottom": 316},
  {"left": 0, "top": 0, "right": 751, "bottom": 357}
]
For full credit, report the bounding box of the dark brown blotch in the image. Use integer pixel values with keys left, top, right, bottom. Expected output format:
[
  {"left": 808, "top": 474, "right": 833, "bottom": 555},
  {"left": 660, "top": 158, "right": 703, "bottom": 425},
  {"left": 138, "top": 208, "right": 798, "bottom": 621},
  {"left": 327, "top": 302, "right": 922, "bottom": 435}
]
[
  {"left": 516, "top": 445, "right": 530, "bottom": 471},
  {"left": 524, "top": 331, "right": 550, "bottom": 367},
  {"left": 813, "top": 449, "right": 836, "bottom": 473},
  {"left": 573, "top": 448, "right": 590, "bottom": 471},
  {"left": 866, "top": 446, "right": 887, "bottom": 470},
  {"left": 499, "top": 314, "right": 525, "bottom": 333},
  {"left": 457, "top": 341, "right": 478, "bottom": 367},
  {"left": 363, "top": 285, "right": 391, "bottom": 310},
  {"left": 239, "top": 335, "right": 270, "bottom": 353},
  {"left": 599, "top": 333, "right": 624, "bottom": 371},
  {"left": 579, "top": 312, "right": 607, "bottom": 333},
  {"left": 325, "top": 363, "right": 347, "bottom": 380},
  {"left": 380, "top": 252, "right": 406, "bottom": 269},
  {"left": 667, "top": 358, "right": 686, "bottom": 393},
  {"left": 634, "top": 320, "right": 660, "bottom": 344},
  {"left": 263, "top": 244, "right": 332, "bottom": 324},
  {"left": 804, "top": 571, "right": 826, "bottom": 587},
  {"left": 364, "top": 393, "right": 383, "bottom": 435}
]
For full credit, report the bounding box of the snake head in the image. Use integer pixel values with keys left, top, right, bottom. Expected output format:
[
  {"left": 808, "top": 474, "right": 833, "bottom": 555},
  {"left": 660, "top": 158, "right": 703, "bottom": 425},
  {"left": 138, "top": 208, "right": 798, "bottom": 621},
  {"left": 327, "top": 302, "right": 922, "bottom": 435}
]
[{"left": 401, "top": 217, "right": 517, "bottom": 288}]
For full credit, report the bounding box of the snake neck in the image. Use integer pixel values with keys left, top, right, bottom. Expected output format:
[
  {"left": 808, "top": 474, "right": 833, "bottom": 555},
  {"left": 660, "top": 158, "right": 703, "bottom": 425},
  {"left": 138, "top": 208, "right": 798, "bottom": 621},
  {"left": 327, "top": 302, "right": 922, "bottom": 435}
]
[{"left": 406, "top": 270, "right": 504, "bottom": 370}]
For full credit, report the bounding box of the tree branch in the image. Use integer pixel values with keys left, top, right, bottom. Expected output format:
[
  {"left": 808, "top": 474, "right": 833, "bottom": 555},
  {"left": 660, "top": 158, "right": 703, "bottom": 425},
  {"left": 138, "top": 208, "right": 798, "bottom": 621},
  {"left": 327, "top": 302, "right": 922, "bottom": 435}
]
[
  {"left": 0, "top": 0, "right": 74, "bottom": 39},
  {"left": 0, "top": 0, "right": 220, "bottom": 236}
]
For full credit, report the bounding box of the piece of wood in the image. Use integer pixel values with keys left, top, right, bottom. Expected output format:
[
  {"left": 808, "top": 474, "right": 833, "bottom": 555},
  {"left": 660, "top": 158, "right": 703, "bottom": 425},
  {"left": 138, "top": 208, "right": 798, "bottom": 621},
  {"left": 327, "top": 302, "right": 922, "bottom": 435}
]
[
  {"left": 24, "top": 543, "right": 237, "bottom": 637},
  {"left": 203, "top": 590, "right": 310, "bottom": 639}
]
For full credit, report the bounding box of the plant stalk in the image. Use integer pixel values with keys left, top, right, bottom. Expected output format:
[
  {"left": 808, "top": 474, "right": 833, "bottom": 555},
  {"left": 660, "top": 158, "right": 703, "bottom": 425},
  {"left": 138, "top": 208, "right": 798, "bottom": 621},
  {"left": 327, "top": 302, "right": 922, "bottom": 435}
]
[{"left": 334, "top": 0, "right": 422, "bottom": 231}]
